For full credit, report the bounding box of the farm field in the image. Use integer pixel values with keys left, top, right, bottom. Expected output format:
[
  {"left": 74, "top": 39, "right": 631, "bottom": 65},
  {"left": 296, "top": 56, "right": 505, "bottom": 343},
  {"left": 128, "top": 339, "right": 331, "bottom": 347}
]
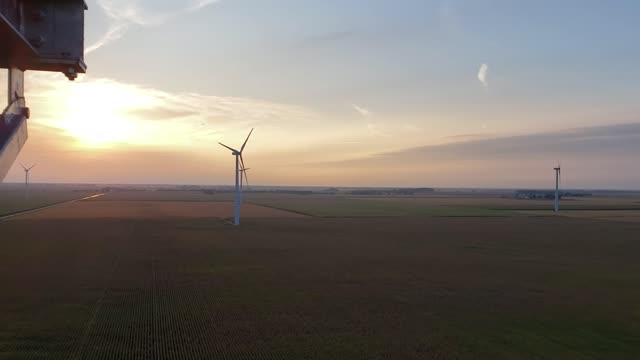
[
  {"left": 90, "top": 190, "right": 227, "bottom": 202},
  {"left": 0, "top": 189, "right": 100, "bottom": 217},
  {"left": 352, "top": 195, "right": 640, "bottom": 211},
  {"left": 17, "top": 200, "right": 302, "bottom": 220},
  {"left": 0, "top": 191, "right": 639, "bottom": 359},
  {"left": 520, "top": 210, "right": 640, "bottom": 223},
  {"left": 85, "top": 191, "right": 640, "bottom": 217},
  {"left": 245, "top": 193, "right": 515, "bottom": 217}
]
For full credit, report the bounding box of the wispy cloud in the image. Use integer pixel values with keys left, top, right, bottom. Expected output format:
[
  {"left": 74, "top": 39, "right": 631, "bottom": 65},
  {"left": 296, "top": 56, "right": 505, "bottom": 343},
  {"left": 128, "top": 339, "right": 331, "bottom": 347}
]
[
  {"left": 316, "top": 123, "right": 640, "bottom": 188},
  {"left": 87, "top": 0, "right": 220, "bottom": 54},
  {"left": 294, "top": 30, "right": 356, "bottom": 49},
  {"left": 369, "top": 123, "right": 640, "bottom": 162},
  {"left": 185, "top": 0, "right": 220, "bottom": 12},
  {"left": 477, "top": 63, "right": 489, "bottom": 90},
  {"left": 352, "top": 103, "right": 372, "bottom": 117},
  {"left": 444, "top": 133, "right": 482, "bottom": 140},
  {"left": 26, "top": 73, "right": 320, "bottom": 149}
]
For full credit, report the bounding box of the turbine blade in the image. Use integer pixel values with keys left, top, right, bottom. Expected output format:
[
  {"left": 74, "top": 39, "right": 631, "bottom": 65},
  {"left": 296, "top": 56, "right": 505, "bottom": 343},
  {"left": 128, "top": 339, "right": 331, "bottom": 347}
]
[
  {"left": 243, "top": 170, "right": 250, "bottom": 190},
  {"left": 559, "top": 168, "right": 562, "bottom": 188},
  {"left": 219, "top": 142, "right": 239, "bottom": 153},
  {"left": 20, "top": 163, "right": 26, "bottom": 170},
  {"left": 240, "top": 128, "right": 254, "bottom": 153},
  {"left": 238, "top": 155, "right": 250, "bottom": 190},
  {"left": 239, "top": 154, "right": 247, "bottom": 173},
  {"left": 28, "top": 164, "right": 36, "bottom": 171}
]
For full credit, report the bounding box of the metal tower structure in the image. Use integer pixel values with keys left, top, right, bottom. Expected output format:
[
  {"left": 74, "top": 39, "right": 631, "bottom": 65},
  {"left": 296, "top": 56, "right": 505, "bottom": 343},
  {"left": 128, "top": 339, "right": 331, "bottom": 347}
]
[{"left": 1, "top": 0, "right": 88, "bottom": 181}]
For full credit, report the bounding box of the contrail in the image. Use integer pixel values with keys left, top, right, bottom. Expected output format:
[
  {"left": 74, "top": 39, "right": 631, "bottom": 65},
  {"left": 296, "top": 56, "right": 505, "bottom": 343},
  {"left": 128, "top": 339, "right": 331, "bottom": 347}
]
[{"left": 87, "top": 0, "right": 220, "bottom": 54}]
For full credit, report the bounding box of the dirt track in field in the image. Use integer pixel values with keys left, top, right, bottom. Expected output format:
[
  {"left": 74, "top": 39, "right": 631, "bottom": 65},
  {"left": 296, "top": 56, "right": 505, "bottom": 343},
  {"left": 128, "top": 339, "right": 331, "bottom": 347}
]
[{"left": 12, "top": 200, "right": 304, "bottom": 220}]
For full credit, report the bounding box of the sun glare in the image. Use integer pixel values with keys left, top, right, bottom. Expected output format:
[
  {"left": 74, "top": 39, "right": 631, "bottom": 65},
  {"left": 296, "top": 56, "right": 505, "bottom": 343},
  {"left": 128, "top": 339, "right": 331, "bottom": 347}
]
[{"left": 42, "top": 79, "right": 158, "bottom": 149}]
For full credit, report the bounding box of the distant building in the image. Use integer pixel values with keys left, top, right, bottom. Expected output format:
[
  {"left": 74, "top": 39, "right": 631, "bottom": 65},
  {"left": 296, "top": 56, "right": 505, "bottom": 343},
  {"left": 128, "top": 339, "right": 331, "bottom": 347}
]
[{"left": 514, "top": 190, "right": 592, "bottom": 200}]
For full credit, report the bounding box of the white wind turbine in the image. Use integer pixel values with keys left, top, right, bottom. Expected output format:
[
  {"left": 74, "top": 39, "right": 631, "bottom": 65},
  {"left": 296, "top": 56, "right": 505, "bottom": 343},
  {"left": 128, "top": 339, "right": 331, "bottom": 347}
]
[
  {"left": 554, "top": 163, "right": 561, "bottom": 213},
  {"left": 219, "top": 129, "right": 253, "bottom": 225},
  {"left": 20, "top": 163, "right": 36, "bottom": 199}
]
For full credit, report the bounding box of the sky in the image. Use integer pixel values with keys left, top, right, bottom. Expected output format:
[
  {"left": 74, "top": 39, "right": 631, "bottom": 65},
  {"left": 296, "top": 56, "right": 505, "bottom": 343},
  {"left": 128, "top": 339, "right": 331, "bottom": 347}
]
[{"left": 3, "top": 0, "right": 640, "bottom": 188}]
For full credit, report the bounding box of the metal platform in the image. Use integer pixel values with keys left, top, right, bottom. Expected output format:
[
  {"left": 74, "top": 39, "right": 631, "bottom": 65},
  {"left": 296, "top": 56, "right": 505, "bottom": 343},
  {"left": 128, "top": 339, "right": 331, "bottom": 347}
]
[
  {"left": 1, "top": 0, "right": 87, "bottom": 181},
  {"left": 0, "top": 9, "right": 38, "bottom": 68}
]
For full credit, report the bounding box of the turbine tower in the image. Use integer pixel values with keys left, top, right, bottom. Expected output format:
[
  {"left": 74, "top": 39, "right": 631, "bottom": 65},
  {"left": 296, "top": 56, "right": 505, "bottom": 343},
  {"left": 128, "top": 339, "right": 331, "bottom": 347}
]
[
  {"left": 554, "top": 163, "right": 561, "bottom": 213},
  {"left": 219, "top": 129, "right": 254, "bottom": 225},
  {"left": 20, "top": 163, "right": 36, "bottom": 199}
]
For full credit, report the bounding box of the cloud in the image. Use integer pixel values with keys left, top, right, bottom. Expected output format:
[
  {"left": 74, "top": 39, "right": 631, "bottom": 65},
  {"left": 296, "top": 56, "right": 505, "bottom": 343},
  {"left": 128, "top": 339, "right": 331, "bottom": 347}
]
[
  {"left": 444, "top": 133, "right": 482, "bottom": 139},
  {"left": 25, "top": 73, "right": 321, "bottom": 150},
  {"left": 185, "top": 0, "right": 220, "bottom": 12},
  {"left": 477, "top": 63, "right": 489, "bottom": 89},
  {"left": 294, "top": 30, "right": 356, "bottom": 49},
  {"left": 361, "top": 122, "right": 640, "bottom": 163},
  {"left": 87, "top": 0, "right": 220, "bottom": 54},
  {"left": 352, "top": 104, "right": 371, "bottom": 117},
  {"left": 314, "top": 122, "right": 640, "bottom": 188}
]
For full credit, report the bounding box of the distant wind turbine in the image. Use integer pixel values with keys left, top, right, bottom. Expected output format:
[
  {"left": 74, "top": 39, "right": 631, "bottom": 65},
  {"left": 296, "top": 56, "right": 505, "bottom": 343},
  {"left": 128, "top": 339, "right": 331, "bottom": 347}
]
[
  {"left": 219, "top": 129, "right": 254, "bottom": 225},
  {"left": 554, "top": 163, "right": 561, "bottom": 213},
  {"left": 20, "top": 163, "right": 36, "bottom": 199}
]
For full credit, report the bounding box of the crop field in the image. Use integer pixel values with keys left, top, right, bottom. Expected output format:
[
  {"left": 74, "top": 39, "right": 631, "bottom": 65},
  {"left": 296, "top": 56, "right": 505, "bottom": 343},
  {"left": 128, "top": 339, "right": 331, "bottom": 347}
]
[
  {"left": 90, "top": 190, "right": 228, "bottom": 202},
  {"left": 86, "top": 191, "right": 640, "bottom": 217},
  {"left": 352, "top": 195, "right": 640, "bottom": 211},
  {"left": 17, "top": 200, "right": 302, "bottom": 220},
  {"left": 245, "top": 193, "right": 515, "bottom": 217},
  {"left": 1, "top": 191, "right": 639, "bottom": 359},
  {"left": 519, "top": 210, "right": 640, "bottom": 223},
  {"left": 0, "top": 189, "right": 99, "bottom": 217}
]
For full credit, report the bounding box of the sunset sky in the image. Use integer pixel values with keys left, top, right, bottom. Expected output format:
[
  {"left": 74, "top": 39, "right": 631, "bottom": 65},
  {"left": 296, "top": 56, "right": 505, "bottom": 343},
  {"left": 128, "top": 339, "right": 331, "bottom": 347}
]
[{"left": 3, "top": 0, "right": 640, "bottom": 188}]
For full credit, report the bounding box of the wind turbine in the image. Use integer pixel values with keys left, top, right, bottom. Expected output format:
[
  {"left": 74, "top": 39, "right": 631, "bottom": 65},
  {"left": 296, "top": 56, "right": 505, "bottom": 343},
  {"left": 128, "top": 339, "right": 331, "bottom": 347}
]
[
  {"left": 554, "top": 163, "right": 561, "bottom": 213},
  {"left": 219, "top": 129, "right": 253, "bottom": 225},
  {"left": 20, "top": 163, "right": 36, "bottom": 199}
]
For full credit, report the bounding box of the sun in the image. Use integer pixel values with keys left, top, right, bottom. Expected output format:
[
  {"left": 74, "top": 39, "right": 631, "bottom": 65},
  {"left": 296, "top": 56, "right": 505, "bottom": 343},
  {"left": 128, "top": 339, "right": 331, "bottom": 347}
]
[
  {"left": 63, "top": 81, "right": 144, "bottom": 148},
  {"left": 45, "top": 79, "right": 157, "bottom": 149},
  {"left": 64, "top": 113, "right": 134, "bottom": 148}
]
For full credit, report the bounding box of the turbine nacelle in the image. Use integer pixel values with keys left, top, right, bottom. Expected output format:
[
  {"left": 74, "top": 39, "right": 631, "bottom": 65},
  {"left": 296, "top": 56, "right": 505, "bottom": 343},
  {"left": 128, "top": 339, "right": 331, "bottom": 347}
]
[
  {"left": 218, "top": 143, "right": 241, "bottom": 156},
  {"left": 20, "top": 163, "right": 36, "bottom": 172}
]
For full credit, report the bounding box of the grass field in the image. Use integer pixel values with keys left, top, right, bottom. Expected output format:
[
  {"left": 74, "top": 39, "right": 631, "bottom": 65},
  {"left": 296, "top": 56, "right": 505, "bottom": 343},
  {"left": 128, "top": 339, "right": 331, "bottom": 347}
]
[{"left": 1, "top": 190, "right": 639, "bottom": 359}]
